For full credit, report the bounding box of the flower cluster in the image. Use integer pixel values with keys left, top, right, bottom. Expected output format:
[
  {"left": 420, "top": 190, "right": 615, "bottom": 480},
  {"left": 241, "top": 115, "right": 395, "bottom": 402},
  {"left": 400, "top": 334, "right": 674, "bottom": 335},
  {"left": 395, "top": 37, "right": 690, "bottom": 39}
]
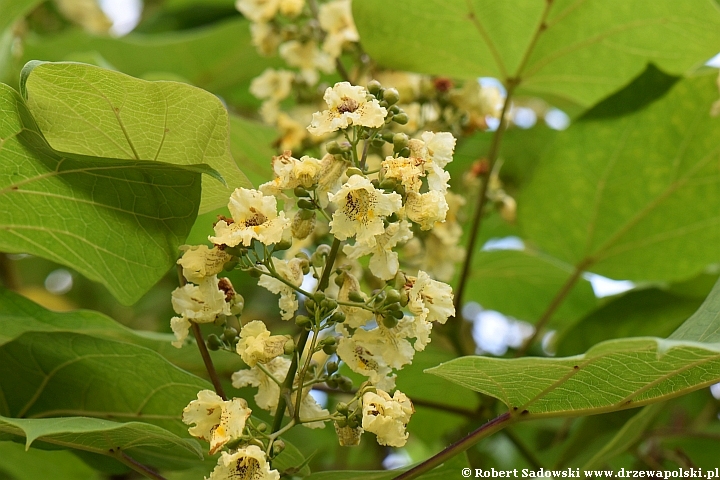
[{"left": 175, "top": 79, "right": 469, "bottom": 478}]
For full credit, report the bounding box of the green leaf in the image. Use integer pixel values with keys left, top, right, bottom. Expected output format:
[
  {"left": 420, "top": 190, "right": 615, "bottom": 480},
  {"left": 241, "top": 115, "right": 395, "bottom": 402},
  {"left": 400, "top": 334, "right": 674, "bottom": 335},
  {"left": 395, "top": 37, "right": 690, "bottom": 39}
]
[
  {"left": 20, "top": 61, "right": 248, "bottom": 213},
  {"left": 670, "top": 277, "right": 720, "bottom": 343},
  {"left": 427, "top": 336, "right": 720, "bottom": 418},
  {"left": 0, "top": 83, "right": 208, "bottom": 305},
  {"left": 0, "top": 415, "right": 202, "bottom": 471},
  {"left": 556, "top": 288, "right": 704, "bottom": 357},
  {"left": 305, "top": 451, "right": 469, "bottom": 480},
  {"left": 0, "top": 287, "right": 243, "bottom": 377},
  {"left": 20, "top": 18, "right": 281, "bottom": 110},
  {"left": 229, "top": 114, "right": 277, "bottom": 188},
  {"left": 0, "top": 0, "right": 41, "bottom": 79},
  {"left": 353, "top": 0, "right": 720, "bottom": 110},
  {"left": 583, "top": 403, "right": 663, "bottom": 469},
  {"left": 519, "top": 74, "right": 720, "bottom": 282},
  {"left": 0, "top": 441, "right": 101, "bottom": 480},
  {"left": 469, "top": 250, "right": 596, "bottom": 329},
  {"left": 0, "top": 331, "right": 210, "bottom": 435},
  {"left": 429, "top": 279, "right": 720, "bottom": 418}
]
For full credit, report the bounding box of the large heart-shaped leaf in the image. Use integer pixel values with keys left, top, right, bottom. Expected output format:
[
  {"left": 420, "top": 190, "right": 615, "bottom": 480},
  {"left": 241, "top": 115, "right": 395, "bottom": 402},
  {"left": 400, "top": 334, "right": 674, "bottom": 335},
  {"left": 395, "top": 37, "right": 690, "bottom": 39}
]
[
  {"left": 0, "top": 415, "right": 202, "bottom": 471},
  {"left": 353, "top": 0, "right": 720, "bottom": 110},
  {"left": 20, "top": 61, "right": 249, "bottom": 213},
  {"left": 0, "top": 331, "right": 210, "bottom": 435},
  {"left": 0, "top": 83, "right": 217, "bottom": 304},
  {"left": 428, "top": 278, "right": 720, "bottom": 419},
  {"left": 0, "top": 287, "right": 243, "bottom": 377},
  {"left": 519, "top": 73, "right": 720, "bottom": 283},
  {"left": 20, "top": 18, "right": 281, "bottom": 109}
]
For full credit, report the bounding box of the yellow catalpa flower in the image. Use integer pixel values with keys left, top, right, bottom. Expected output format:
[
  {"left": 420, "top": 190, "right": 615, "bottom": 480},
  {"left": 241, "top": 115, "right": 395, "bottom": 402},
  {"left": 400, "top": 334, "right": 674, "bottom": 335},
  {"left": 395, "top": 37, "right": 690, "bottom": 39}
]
[
  {"left": 210, "top": 188, "right": 290, "bottom": 247},
  {"left": 406, "top": 270, "right": 455, "bottom": 324},
  {"left": 318, "top": 0, "right": 359, "bottom": 58},
  {"left": 251, "top": 22, "right": 282, "bottom": 56},
  {"left": 276, "top": 112, "right": 308, "bottom": 151},
  {"left": 171, "top": 275, "right": 231, "bottom": 323},
  {"left": 177, "top": 245, "right": 231, "bottom": 284},
  {"left": 328, "top": 175, "right": 402, "bottom": 247},
  {"left": 257, "top": 257, "right": 305, "bottom": 320},
  {"left": 279, "top": 40, "right": 334, "bottom": 85},
  {"left": 208, "top": 445, "right": 280, "bottom": 480},
  {"left": 343, "top": 220, "right": 413, "bottom": 280},
  {"left": 259, "top": 151, "right": 322, "bottom": 195},
  {"left": 381, "top": 156, "right": 424, "bottom": 193},
  {"left": 404, "top": 191, "right": 449, "bottom": 230},
  {"left": 236, "top": 320, "right": 288, "bottom": 366},
  {"left": 236, "top": 0, "right": 301, "bottom": 22},
  {"left": 182, "top": 390, "right": 251, "bottom": 455},
  {"left": 336, "top": 330, "right": 396, "bottom": 390},
  {"left": 307, "top": 82, "right": 387, "bottom": 135},
  {"left": 362, "top": 389, "right": 414, "bottom": 447},
  {"left": 232, "top": 356, "right": 290, "bottom": 413},
  {"left": 250, "top": 68, "right": 295, "bottom": 102}
]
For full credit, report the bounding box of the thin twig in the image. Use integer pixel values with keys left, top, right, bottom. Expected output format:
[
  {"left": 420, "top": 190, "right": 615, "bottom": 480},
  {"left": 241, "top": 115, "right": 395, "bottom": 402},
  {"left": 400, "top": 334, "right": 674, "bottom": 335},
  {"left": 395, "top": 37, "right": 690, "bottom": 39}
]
[
  {"left": 111, "top": 450, "right": 167, "bottom": 480},
  {"left": 176, "top": 265, "right": 227, "bottom": 400},
  {"left": 393, "top": 413, "right": 513, "bottom": 480},
  {"left": 515, "top": 259, "right": 592, "bottom": 357}
]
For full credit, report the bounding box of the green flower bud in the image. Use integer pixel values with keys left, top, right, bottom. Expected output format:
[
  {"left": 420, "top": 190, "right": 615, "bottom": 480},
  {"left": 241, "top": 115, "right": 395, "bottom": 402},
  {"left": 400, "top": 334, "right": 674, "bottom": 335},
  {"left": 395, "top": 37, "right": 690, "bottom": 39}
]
[
  {"left": 334, "top": 271, "right": 346, "bottom": 287},
  {"left": 392, "top": 132, "right": 409, "bottom": 150},
  {"left": 367, "top": 80, "right": 382, "bottom": 95},
  {"left": 382, "top": 314, "right": 398, "bottom": 329},
  {"left": 337, "top": 375, "right": 353, "bottom": 392},
  {"left": 248, "top": 268, "right": 262, "bottom": 278},
  {"left": 329, "top": 310, "right": 346, "bottom": 324},
  {"left": 335, "top": 401, "right": 349, "bottom": 415},
  {"left": 296, "top": 314, "right": 311, "bottom": 327},
  {"left": 374, "top": 291, "right": 387, "bottom": 305},
  {"left": 272, "top": 440, "right": 285, "bottom": 454},
  {"left": 326, "top": 361, "right": 338, "bottom": 375},
  {"left": 383, "top": 88, "right": 400, "bottom": 105},
  {"left": 274, "top": 238, "right": 292, "bottom": 251},
  {"left": 371, "top": 137, "right": 386, "bottom": 148},
  {"left": 223, "top": 327, "right": 238, "bottom": 343},
  {"left": 346, "top": 167, "right": 363, "bottom": 177},
  {"left": 379, "top": 178, "right": 397, "bottom": 191},
  {"left": 393, "top": 112, "right": 409, "bottom": 125},
  {"left": 304, "top": 298, "right": 316, "bottom": 313},
  {"left": 284, "top": 338, "right": 295, "bottom": 355},
  {"left": 297, "top": 198, "right": 315, "bottom": 210},
  {"left": 347, "top": 415, "right": 359, "bottom": 428},
  {"left": 294, "top": 186, "right": 311, "bottom": 197},
  {"left": 388, "top": 105, "right": 402, "bottom": 115},
  {"left": 326, "top": 140, "right": 343, "bottom": 154},
  {"left": 323, "top": 343, "right": 337, "bottom": 355},
  {"left": 256, "top": 423, "right": 267, "bottom": 432},
  {"left": 391, "top": 308, "right": 404, "bottom": 319},
  {"left": 348, "top": 291, "right": 364, "bottom": 303},
  {"left": 326, "top": 377, "right": 339, "bottom": 389},
  {"left": 385, "top": 289, "right": 402, "bottom": 304},
  {"left": 398, "top": 147, "right": 411, "bottom": 158},
  {"left": 381, "top": 132, "right": 395, "bottom": 143},
  {"left": 335, "top": 417, "right": 347, "bottom": 428},
  {"left": 371, "top": 178, "right": 380, "bottom": 189},
  {"left": 314, "top": 291, "right": 326, "bottom": 303},
  {"left": 206, "top": 334, "right": 223, "bottom": 351}
]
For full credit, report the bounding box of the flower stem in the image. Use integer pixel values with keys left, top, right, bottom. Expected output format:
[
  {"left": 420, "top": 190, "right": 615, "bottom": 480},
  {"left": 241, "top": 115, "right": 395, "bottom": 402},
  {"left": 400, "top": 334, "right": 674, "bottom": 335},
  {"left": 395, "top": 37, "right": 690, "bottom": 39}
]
[
  {"left": 270, "top": 238, "right": 342, "bottom": 442},
  {"left": 392, "top": 413, "right": 512, "bottom": 480},
  {"left": 176, "top": 265, "right": 227, "bottom": 400}
]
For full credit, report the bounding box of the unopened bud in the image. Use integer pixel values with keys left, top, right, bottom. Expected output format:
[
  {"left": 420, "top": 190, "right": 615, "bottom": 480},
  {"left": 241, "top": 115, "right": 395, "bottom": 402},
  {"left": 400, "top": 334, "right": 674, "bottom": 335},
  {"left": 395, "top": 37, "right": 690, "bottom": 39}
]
[
  {"left": 371, "top": 137, "right": 385, "bottom": 148},
  {"left": 383, "top": 88, "right": 400, "bottom": 105},
  {"left": 335, "top": 401, "right": 348, "bottom": 414},
  {"left": 297, "top": 198, "right": 315, "bottom": 210},
  {"left": 329, "top": 310, "right": 346, "bottom": 324},
  {"left": 223, "top": 327, "right": 238, "bottom": 343},
  {"left": 385, "top": 289, "right": 401, "bottom": 304},
  {"left": 207, "top": 334, "right": 223, "bottom": 351},
  {"left": 323, "top": 343, "right": 337, "bottom": 355},
  {"left": 393, "top": 112, "right": 409, "bottom": 125},
  {"left": 346, "top": 167, "right": 363, "bottom": 177},
  {"left": 284, "top": 338, "right": 295, "bottom": 355},
  {"left": 367, "top": 80, "right": 382, "bottom": 95},
  {"left": 348, "top": 291, "right": 364, "bottom": 303},
  {"left": 382, "top": 314, "right": 398, "bottom": 329},
  {"left": 296, "top": 314, "right": 311, "bottom": 327},
  {"left": 292, "top": 210, "right": 316, "bottom": 240},
  {"left": 294, "top": 186, "right": 311, "bottom": 197},
  {"left": 272, "top": 440, "right": 285, "bottom": 454},
  {"left": 274, "top": 238, "right": 292, "bottom": 251},
  {"left": 392, "top": 133, "right": 409, "bottom": 150},
  {"left": 379, "top": 178, "right": 396, "bottom": 191},
  {"left": 326, "top": 140, "right": 343, "bottom": 154},
  {"left": 337, "top": 375, "right": 353, "bottom": 392},
  {"left": 326, "top": 361, "right": 338, "bottom": 375}
]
